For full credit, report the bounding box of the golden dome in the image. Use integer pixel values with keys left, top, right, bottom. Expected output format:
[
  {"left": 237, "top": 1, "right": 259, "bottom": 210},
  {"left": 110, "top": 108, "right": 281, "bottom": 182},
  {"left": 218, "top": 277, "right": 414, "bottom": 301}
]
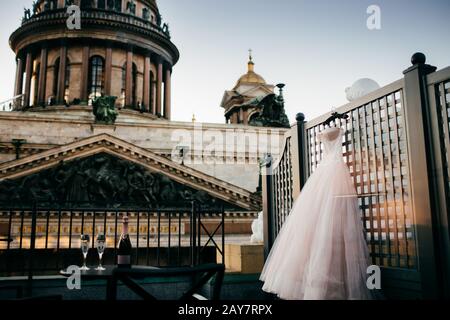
[{"left": 235, "top": 54, "right": 266, "bottom": 87}]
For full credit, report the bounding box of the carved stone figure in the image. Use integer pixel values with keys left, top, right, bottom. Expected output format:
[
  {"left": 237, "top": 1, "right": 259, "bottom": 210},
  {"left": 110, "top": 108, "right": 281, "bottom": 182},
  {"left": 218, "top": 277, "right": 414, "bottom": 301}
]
[
  {"left": 142, "top": 8, "right": 150, "bottom": 21},
  {"left": 248, "top": 92, "right": 290, "bottom": 128},
  {"left": 126, "top": 1, "right": 136, "bottom": 15},
  {"left": 23, "top": 8, "right": 32, "bottom": 21},
  {"left": 92, "top": 96, "right": 118, "bottom": 125},
  {"left": 0, "top": 153, "right": 231, "bottom": 209},
  {"left": 162, "top": 23, "right": 171, "bottom": 38}
]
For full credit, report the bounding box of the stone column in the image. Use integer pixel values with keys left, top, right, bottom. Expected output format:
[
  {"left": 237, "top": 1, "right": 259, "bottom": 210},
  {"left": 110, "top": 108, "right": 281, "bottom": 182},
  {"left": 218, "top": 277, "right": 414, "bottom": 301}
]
[
  {"left": 57, "top": 45, "right": 67, "bottom": 103},
  {"left": 105, "top": 46, "right": 113, "bottom": 95},
  {"left": 232, "top": 112, "right": 238, "bottom": 124},
  {"left": 80, "top": 46, "right": 90, "bottom": 102},
  {"left": 143, "top": 54, "right": 151, "bottom": 112},
  {"left": 125, "top": 48, "right": 133, "bottom": 107},
  {"left": 164, "top": 67, "right": 171, "bottom": 120},
  {"left": 243, "top": 109, "right": 249, "bottom": 125},
  {"left": 14, "top": 57, "right": 24, "bottom": 97},
  {"left": 151, "top": 79, "right": 156, "bottom": 114},
  {"left": 23, "top": 52, "right": 33, "bottom": 107},
  {"left": 38, "top": 46, "right": 48, "bottom": 105},
  {"left": 156, "top": 59, "right": 163, "bottom": 116}
]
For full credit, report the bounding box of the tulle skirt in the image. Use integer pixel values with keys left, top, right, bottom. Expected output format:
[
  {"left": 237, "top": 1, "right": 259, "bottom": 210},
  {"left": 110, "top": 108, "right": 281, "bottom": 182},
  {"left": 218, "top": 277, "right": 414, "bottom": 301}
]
[{"left": 260, "top": 159, "right": 372, "bottom": 300}]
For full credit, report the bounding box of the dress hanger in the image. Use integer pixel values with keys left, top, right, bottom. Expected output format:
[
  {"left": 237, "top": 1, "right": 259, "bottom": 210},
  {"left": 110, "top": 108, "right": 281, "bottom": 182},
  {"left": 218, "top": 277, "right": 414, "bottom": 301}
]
[{"left": 323, "top": 110, "right": 349, "bottom": 128}]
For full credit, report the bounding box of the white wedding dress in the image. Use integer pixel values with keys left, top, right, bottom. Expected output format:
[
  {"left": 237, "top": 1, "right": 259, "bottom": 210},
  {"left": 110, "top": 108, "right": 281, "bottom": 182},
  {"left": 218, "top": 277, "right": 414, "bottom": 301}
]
[{"left": 260, "top": 127, "right": 372, "bottom": 300}]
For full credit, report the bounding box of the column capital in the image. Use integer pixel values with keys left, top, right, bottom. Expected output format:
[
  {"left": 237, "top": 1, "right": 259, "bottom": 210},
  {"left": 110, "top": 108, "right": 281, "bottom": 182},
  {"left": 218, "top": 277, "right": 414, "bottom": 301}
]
[
  {"left": 154, "top": 55, "right": 165, "bottom": 65},
  {"left": 59, "top": 38, "right": 68, "bottom": 47},
  {"left": 104, "top": 40, "right": 114, "bottom": 48},
  {"left": 126, "top": 44, "right": 134, "bottom": 52},
  {"left": 144, "top": 50, "right": 153, "bottom": 58},
  {"left": 164, "top": 62, "right": 173, "bottom": 72}
]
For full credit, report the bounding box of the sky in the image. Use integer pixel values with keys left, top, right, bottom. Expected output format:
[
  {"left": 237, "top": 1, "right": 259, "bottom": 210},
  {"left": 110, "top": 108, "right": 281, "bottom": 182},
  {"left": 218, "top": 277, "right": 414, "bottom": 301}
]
[{"left": 0, "top": 0, "right": 450, "bottom": 124}]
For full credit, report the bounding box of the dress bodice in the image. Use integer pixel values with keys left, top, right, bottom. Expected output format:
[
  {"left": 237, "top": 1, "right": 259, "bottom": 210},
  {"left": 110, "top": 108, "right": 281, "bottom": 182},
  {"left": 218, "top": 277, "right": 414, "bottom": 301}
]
[{"left": 318, "top": 127, "right": 344, "bottom": 162}]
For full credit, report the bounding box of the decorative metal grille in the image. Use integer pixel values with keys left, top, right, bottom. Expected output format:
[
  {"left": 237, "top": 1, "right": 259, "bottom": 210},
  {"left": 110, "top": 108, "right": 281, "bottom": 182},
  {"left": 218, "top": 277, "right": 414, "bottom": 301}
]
[
  {"left": 0, "top": 204, "right": 225, "bottom": 276},
  {"left": 270, "top": 136, "right": 294, "bottom": 235},
  {"left": 428, "top": 69, "right": 450, "bottom": 224},
  {"left": 437, "top": 80, "right": 450, "bottom": 201}
]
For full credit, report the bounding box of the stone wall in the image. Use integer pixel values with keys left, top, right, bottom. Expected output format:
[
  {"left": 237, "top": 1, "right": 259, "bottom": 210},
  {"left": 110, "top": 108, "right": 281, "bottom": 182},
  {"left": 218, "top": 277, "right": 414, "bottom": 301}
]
[{"left": 0, "top": 109, "right": 288, "bottom": 191}]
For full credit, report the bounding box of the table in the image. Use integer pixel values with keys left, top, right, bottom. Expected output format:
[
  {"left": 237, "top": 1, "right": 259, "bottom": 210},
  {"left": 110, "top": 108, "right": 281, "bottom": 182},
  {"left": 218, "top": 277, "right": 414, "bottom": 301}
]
[
  {"left": 60, "top": 265, "right": 159, "bottom": 300},
  {"left": 60, "top": 265, "right": 118, "bottom": 280}
]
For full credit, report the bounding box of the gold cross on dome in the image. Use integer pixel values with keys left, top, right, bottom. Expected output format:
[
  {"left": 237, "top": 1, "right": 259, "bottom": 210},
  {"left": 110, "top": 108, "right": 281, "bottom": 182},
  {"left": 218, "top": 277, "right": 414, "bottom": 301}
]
[{"left": 248, "top": 49, "right": 253, "bottom": 61}]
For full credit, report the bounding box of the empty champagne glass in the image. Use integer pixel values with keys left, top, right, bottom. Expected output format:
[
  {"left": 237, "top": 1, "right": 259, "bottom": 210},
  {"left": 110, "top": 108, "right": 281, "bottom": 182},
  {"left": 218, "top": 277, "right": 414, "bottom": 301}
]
[
  {"left": 96, "top": 234, "right": 106, "bottom": 271},
  {"left": 80, "top": 234, "right": 90, "bottom": 271}
]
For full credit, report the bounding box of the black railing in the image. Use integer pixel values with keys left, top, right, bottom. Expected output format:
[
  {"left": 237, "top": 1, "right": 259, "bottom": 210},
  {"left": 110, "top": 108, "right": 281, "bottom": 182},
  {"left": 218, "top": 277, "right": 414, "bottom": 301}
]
[{"left": 0, "top": 202, "right": 225, "bottom": 278}]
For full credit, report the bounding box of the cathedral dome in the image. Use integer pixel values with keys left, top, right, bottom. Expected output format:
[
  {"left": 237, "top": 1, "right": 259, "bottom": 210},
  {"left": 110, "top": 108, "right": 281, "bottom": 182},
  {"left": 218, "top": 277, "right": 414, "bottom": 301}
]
[
  {"left": 235, "top": 57, "right": 266, "bottom": 88},
  {"left": 10, "top": 0, "right": 178, "bottom": 119}
]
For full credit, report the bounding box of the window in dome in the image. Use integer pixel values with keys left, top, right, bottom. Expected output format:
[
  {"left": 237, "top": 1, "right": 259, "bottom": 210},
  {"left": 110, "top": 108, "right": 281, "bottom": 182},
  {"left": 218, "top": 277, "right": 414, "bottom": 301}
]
[
  {"left": 126, "top": 1, "right": 136, "bottom": 15},
  {"left": 108, "top": 0, "right": 121, "bottom": 12},
  {"left": 88, "top": 56, "right": 105, "bottom": 105},
  {"left": 80, "top": 0, "right": 93, "bottom": 9}
]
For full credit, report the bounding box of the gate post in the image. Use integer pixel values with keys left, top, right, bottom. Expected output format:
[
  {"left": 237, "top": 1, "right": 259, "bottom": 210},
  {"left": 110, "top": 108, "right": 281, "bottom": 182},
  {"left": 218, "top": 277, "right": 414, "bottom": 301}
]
[
  {"left": 291, "top": 113, "right": 308, "bottom": 199},
  {"left": 261, "top": 155, "right": 274, "bottom": 260},
  {"left": 402, "top": 52, "right": 439, "bottom": 298}
]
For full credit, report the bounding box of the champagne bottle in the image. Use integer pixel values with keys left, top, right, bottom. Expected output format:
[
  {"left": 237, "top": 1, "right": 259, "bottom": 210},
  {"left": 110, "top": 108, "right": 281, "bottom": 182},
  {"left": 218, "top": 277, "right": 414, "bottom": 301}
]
[{"left": 117, "top": 215, "right": 132, "bottom": 268}]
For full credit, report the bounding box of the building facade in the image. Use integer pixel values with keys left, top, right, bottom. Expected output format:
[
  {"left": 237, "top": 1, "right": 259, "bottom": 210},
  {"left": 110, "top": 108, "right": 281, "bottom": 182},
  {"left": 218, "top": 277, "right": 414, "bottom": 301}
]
[
  {"left": 0, "top": 1, "right": 289, "bottom": 253},
  {"left": 10, "top": 0, "right": 178, "bottom": 119},
  {"left": 221, "top": 53, "right": 290, "bottom": 128},
  {"left": 221, "top": 55, "right": 274, "bottom": 125}
]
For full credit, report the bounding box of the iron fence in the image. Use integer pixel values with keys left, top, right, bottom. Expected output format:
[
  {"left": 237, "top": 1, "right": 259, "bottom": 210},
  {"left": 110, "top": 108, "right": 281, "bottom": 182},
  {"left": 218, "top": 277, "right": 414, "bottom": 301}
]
[
  {"left": 262, "top": 54, "right": 450, "bottom": 299},
  {"left": 0, "top": 202, "right": 225, "bottom": 277}
]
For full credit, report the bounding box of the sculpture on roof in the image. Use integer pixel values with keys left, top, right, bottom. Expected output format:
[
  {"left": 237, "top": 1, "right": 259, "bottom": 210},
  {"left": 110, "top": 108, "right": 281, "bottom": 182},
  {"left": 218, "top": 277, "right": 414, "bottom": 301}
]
[
  {"left": 126, "top": 1, "right": 136, "bottom": 15},
  {"left": 23, "top": 8, "right": 32, "bottom": 21},
  {"left": 162, "top": 23, "right": 171, "bottom": 38},
  {"left": 92, "top": 96, "right": 118, "bottom": 125},
  {"left": 248, "top": 84, "right": 290, "bottom": 128}
]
